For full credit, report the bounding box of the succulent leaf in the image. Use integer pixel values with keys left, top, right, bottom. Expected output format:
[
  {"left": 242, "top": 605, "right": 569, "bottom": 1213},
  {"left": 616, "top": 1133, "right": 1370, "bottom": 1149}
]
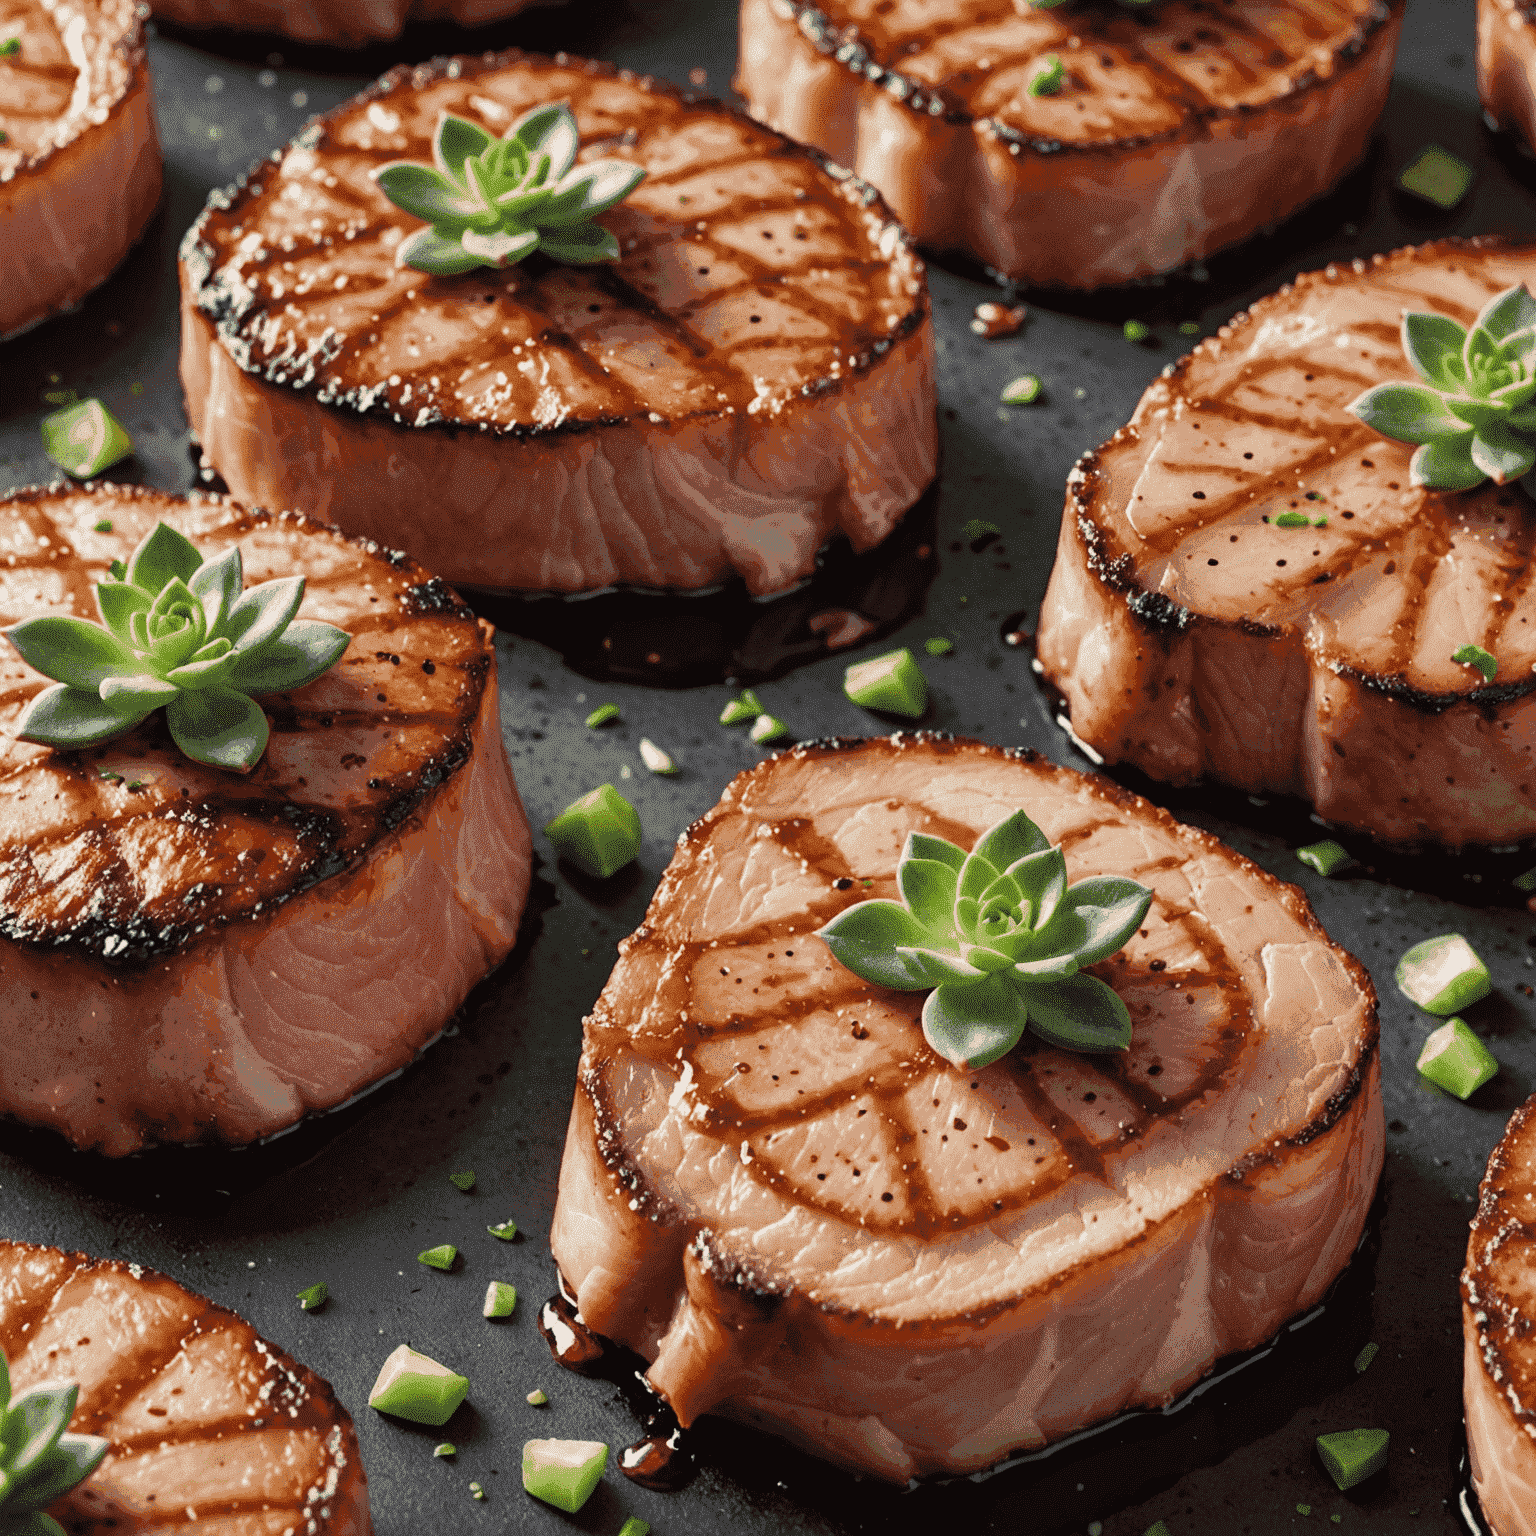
[
  {"left": 1401, "top": 311, "right": 1467, "bottom": 391},
  {"left": 16, "top": 684, "right": 157, "bottom": 748},
  {"left": 0, "top": 1356, "right": 108, "bottom": 1525},
  {"left": 1034, "top": 876, "right": 1156, "bottom": 967},
  {"left": 1471, "top": 421, "right": 1536, "bottom": 484},
  {"left": 513, "top": 102, "right": 581, "bottom": 178},
  {"left": 166, "top": 688, "right": 270, "bottom": 773},
  {"left": 126, "top": 522, "right": 201, "bottom": 597},
  {"left": 921, "top": 976, "right": 1029, "bottom": 1070},
  {"left": 905, "top": 832, "right": 966, "bottom": 871},
  {"left": 898, "top": 857, "right": 961, "bottom": 936},
  {"left": 1348, "top": 383, "right": 1468, "bottom": 445},
  {"left": 895, "top": 946, "right": 989, "bottom": 986},
  {"left": 537, "top": 224, "right": 621, "bottom": 265},
  {"left": 1411, "top": 435, "right": 1487, "bottom": 491},
  {"left": 223, "top": 622, "right": 350, "bottom": 695},
  {"left": 3, "top": 618, "right": 137, "bottom": 691},
  {"left": 223, "top": 576, "right": 305, "bottom": 655},
  {"left": 433, "top": 113, "right": 494, "bottom": 180},
  {"left": 395, "top": 227, "right": 487, "bottom": 277},
  {"left": 817, "top": 900, "right": 934, "bottom": 991},
  {"left": 1477, "top": 283, "right": 1536, "bottom": 343},
  {"left": 94, "top": 582, "right": 151, "bottom": 647},
  {"left": 99, "top": 674, "right": 180, "bottom": 712},
  {"left": 373, "top": 162, "right": 482, "bottom": 226},
  {"left": 1017, "top": 973, "right": 1134, "bottom": 1054},
  {"left": 972, "top": 807, "right": 1053, "bottom": 875}
]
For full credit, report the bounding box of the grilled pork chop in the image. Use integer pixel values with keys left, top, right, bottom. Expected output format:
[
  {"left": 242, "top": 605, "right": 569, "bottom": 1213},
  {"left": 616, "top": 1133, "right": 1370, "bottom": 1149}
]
[
  {"left": 1464, "top": 1094, "right": 1536, "bottom": 1536},
  {"left": 0, "top": 1241, "right": 370, "bottom": 1535},
  {"left": 0, "top": 0, "right": 162, "bottom": 339},
  {"left": 737, "top": 0, "right": 1403, "bottom": 290},
  {"left": 548, "top": 734, "right": 1382, "bottom": 1481},
  {"left": 179, "top": 51, "right": 937, "bottom": 599},
  {"left": 0, "top": 483, "right": 531, "bottom": 1155},
  {"left": 1036, "top": 237, "right": 1536, "bottom": 850},
  {"left": 150, "top": 0, "right": 556, "bottom": 46},
  {"left": 1481, "top": 0, "right": 1536, "bottom": 156}
]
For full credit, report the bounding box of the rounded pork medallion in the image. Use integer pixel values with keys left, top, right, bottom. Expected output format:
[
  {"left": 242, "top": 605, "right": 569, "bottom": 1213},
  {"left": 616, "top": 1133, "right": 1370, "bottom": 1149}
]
[
  {"left": 737, "top": 0, "right": 1403, "bottom": 289},
  {"left": 1481, "top": 0, "right": 1536, "bottom": 157},
  {"left": 548, "top": 735, "right": 1382, "bottom": 1481},
  {"left": 150, "top": 0, "right": 558, "bottom": 45},
  {"left": 178, "top": 50, "right": 937, "bottom": 599},
  {"left": 1037, "top": 237, "right": 1536, "bottom": 850},
  {"left": 0, "top": 483, "right": 532, "bottom": 1155},
  {"left": 0, "top": 0, "right": 162, "bottom": 339},
  {"left": 0, "top": 1241, "right": 370, "bottom": 1534}
]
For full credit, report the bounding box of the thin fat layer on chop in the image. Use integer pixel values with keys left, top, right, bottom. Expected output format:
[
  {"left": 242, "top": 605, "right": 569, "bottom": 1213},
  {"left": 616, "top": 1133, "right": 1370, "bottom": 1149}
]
[
  {"left": 1037, "top": 237, "right": 1536, "bottom": 850},
  {"left": 1464, "top": 1094, "right": 1536, "bottom": 1536},
  {"left": 150, "top": 0, "right": 556, "bottom": 45},
  {"left": 1480, "top": 0, "right": 1536, "bottom": 156},
  {"left": 550, "top": 735, "right": 1382, "bottom": 1482},
  {"left": 179, "top": 50, "right": 937, "bottom": 599},
  {"left": 0, "top": 483, "right": 532, "bottom": 1155},
  {"left": 0, "top": 0, "right": 162, "bottom": 339},
  {"left": 737, "top": 0, "right": 1402, "bottom": 289},
  {"left": 0, "top": 1241, "right": 370, "bottom": 1535}
]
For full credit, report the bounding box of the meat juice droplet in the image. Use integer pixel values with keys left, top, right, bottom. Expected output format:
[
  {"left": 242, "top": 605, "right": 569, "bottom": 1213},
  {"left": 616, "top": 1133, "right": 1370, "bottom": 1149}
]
[
  {"left": 538, "top": 1287, "right": 607, "bottom": 1375},
  {"left": 620, "top": 1423, "right": 695, "bottom": 1492}
]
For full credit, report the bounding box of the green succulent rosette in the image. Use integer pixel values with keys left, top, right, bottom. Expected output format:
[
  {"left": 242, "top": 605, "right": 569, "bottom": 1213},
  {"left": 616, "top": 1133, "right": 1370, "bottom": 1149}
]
[
  {"left": 816, "top": 809, "right": 1154, "bottom": 1070},
  {"left": 1348, "top": 283, "right": 1536, "bottom": 491},
  {"left": 0, "top": 1350, "right": 109, "bottom": 1536},
  {"left": 4, "top": 522, "right": 349, "bottom": 772},
  {"left": 373, "top": 102, "right": 646, "bottom": 276}
]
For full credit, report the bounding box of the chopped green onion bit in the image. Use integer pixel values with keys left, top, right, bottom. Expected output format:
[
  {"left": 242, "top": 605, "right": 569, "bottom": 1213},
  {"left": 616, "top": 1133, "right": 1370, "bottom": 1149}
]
[
  {"left": 619, "top": 1520, "right": 652, "bottom": 1536},
  {"left": 448, "top": 1170, "right": 475, "bottom": 1192},
  {"left": 1515, "top": 865, "right": 1536, "bottom": 893},
  {"left": 434, "top": 1443, "right": 456, "bottom": 1458},
  {"left": 544, "top": 784, "right": 641, "bottom": 879},
  {"left": 1179, "top": 321, "right": 1200, "bottom": 336},
  {"left": 487, "top": 1219, "right": 518, "bottom": 1241},
  {"left": 584, "top": 702, "right": 620, "bottom": 728},
  {"left": 719, "top": 689, "right": 764, "bottom": 725},
  {"left": 1452, "top": 643, "right": 1497, "bottom": 683},
  {"left": 1354, "top": 1342, "right": 1379, "bottom": 1374},
  {"left": 368, "top": 1344, "right": 469, "bottom": 1426},
  {"left": 93, "top": 518, "right": 112, "bottom": 533},
  {"left": 522, "top": 1438, "right": 608, "bottom": 1513},
  {"left": 1417, "top": 1017, "right": 1498, "bottom": 1099},
  {"left": 1316, "top": 1427, "right": 1389, "bottom": 1490},
  {"left": 1000, "top": 374, "right": 1042, "bottom": 406},
  {"left": 1398, "top": 145, "right": 1473, "bottom": 209},
  {"left": 1123, "top": 319, "right": 1150, "bottom": 343},
  {"left": 527, "top": 1388, "right": 548, "bottom": 1406},
  {"left": 0, "top": 37, "right": 18, "bottom": 55},
  {"left": 1395, "top": 933, "right": 1492, "bottom": 1015},
  {"left": 418, "top": 1244, "right": 457, "bottom": 1271},
  {"left": 749, "top": 713, "right": 790, "bottom": 744},
  {"left": 470, "top": 1481, "right": 485, "bottom": 1500},
  {"left": 1297, "top": 1505, "right": 1312, "bottom": 1517},
  {"left": 961, "top": 519, "right": 1000, "bottom": 540},
  {"left": 1297, "top": 840, "right": 1351, "bottom": 877},
  {"left": 638, "top": 737, "right": 679, "bottom": 774},
  {"left": 1028, "top": 52, "right": 1064, "bottom": 96},
  {"left": 1145, "top": 1523, "right": 1171, "bottom": 1536},
  {"left": 41, "top": 399, "right": 133, "bottom": 479},
  {"left": 924, "top": 637, "right": 953, "bottom": 656},
  {"left": 844, "top": 648, "right": 928, "bottom": 718},
  {"left": 484, "top": 1281, "right": 518, "bottom": 1319},
  {"left": 296, "top": 1282, "right": 328, "bottom": 1312}
]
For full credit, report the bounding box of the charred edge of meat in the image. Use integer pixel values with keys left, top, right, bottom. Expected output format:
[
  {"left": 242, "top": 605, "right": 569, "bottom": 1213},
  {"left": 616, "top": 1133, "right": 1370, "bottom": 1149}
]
[
  {"left": 771, "top": 0, "right": 1399, "bottom": 156},
  {"left": 182, "top": 47, "right": 929, "bottom": 439},
  {"left": 1332, "top": 659, "right": 1536, "bottom": 715},
  {"left": 689, "top": 1229, "right": 788, "bottom": 1317}
]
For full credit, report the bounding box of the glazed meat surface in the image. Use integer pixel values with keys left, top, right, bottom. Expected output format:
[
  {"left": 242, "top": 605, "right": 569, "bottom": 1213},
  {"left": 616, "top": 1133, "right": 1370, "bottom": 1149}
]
[
  {"left": 550, "top": 736, "right": 1382, "bottom": 1480},
  {"left": 1480, "top": 0, "right": 1536, "bottom": 157},
  {"left": 150, "top": 0, "right": 556, "bottom": 45}
]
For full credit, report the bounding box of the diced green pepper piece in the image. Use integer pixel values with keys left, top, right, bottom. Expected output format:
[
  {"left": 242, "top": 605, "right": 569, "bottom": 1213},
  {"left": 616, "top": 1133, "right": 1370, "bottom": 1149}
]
[
  {"left": 749, "top": 713, "right": 790, "bottom": 744},
  {"left": 1417, "top": 1017, "right": 1498, "bottom": 1099},
  {"left": 369, "top": 1344, "right": 469, "bottom": 1426},
  {"left": 448, "top": 1170, "right": 475, "bottom": 1191},
  {"left": 435, "top": 1443, "right": 456, "bottom": 1457},
  {"left": 483, "top": 1281, "right": 517, "bottom": 1318},
  {"left": 93, "top": 518, "right": 112, "bottom": 533},
  {"left": 619, "top": 1520, "right": 652, "bottom": 1536},
  {"left": 0, "top": 36, "right": 17, "bottom": 55},
  {"left": 418, "top": 1244, "right": 457, "bottom": 1271},
  {"left": 487, "top": 1219, "right": 518, "bottom": 1241},
  {"left": 470, "top": 1481, "right": 485, "bottom": 1500},
  {"left": 1297, "top": 840, "right": 1352, "bottom": 877},
  {"left": 1452, "top": 643, "right": 1497, "bottom": 683},
  {"left": 1274, "top": 511, "right": 1311, "bottom": 527},
  {"left": 585, "top": 703, "right": 620, "bottom": 728},
  {"left": 1316, "top": 1427, "right": 1389, "bottom": 1490},
  {"left": 924, "top": 637, "right": 953, "bottom": 656},
  {"left": 1000, "top": 374, "right": 1042, "bottom": 406},
  {"left": 1396, "top": 934, "right": 1491, "bottom": 1015},
  {"left": 522, "top": 1438, "right": 608, "bottom": 1513},
  {"left": 638, "top": 737, "right": 678, "bottom": 774},
  {"left": 844, "top": 648, "right": 928, "bottom": 718},
  {"left": 1027, "top": 53, "right": 1064, "bottom": 96},
  {"left": 1398, "top": 145, "right": 1473, "bottom": 209},
  {"left": 1353, "top": 1342, "right": 1378, "bottom": 1374},
  {"left": 719, "top": 689, "right": 764, "bottom": 725},
  {"left": 526, "top": 1388, "right": 548, "bottom": 1406},
  {"left": 296, "top": 1281, "right": 328, "bottom": 1311},
  {"left": 544, "top": 784, "right": 641, "bottom": 879},
  {"left": 41, "top": 399, "right": 133, "bottom": 479}
]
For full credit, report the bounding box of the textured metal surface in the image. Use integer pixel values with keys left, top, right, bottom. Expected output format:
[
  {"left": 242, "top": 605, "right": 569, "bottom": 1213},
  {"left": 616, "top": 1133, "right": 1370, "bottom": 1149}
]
[{"left": 0, "top": 0, "right": 1528, "bottom": 1532}]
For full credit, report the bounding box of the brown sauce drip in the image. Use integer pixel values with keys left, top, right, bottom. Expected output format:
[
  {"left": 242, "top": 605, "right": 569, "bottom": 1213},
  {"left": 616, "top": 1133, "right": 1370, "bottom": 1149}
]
[
  {"left": 537, "top": 1287, "right": 608, "bottom": 1376},
  {"left": 619, "top": 1424, "right": 694, "bottom": 1492}
]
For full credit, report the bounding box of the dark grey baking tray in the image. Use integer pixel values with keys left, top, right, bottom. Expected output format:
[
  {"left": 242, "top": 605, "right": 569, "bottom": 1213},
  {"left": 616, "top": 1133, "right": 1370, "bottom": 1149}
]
[{"left": 0, "top": 0, "right": 1529, "bottom": 1531}]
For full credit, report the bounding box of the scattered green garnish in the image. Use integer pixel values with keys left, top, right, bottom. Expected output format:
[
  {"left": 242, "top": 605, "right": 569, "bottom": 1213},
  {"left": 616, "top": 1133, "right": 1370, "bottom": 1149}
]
[
  {"left": 1000, "top": 374, "right": 1042, "bottom": 406},
  {"left": 374, "top": 103, "right": 646, "bottom": 276},
  {"left": 924, "top": 637, "right": 953, "bottom": 656},
  {"left": 1145, "top": 1523, "right": 1171, "bottom": 1536},
  {"left": 93, "top": 519, "right": 112, "bottom": 533},
  {"left": 1027, "top": 53, "right": 1065, "bottom": 96},
  {"left": 1179, "top": 321, "right": 1200, "bottom": 336},
  {"left": 618, "top": 1520, "right": 652, "bottom": 1536},
  {"left": 749, "top": 713, "right": 790, "bottom": 744},
  {"left": 1297, "top": 1505, "right": 1312, "bottom": 1517},
  {"left": 296, "top": 1282, "right": 328, "bottom": 1312},
  {"left": 719, "top": 689, "right": 764, "bottom": 725},
  {"left": 545, "top": 783, "right": 642, "bottom": 878},
  {"left": 522, "top": 1439, "right": 608, "bottom": 1513},
  {"left": 0, "top": 1349, "right": 109, "bottom": 1534},
  {"left": 448, "top": 1170, "right": 476, "bottom": 1192},
  {"left": 418, "top": 1244, "right": 457, "bottom": 1271},
  {"left": 368, "top": 1344, "right": 469, "bottom": 1427},
  {"left": 962, "top": 519, "right": 1001, "bottom": 541},
  {"left": 1515, "top": 865, "right": 1536, "bottom": 893},
  {"left": 1397, "top": 144, "right": 1473, "bottom": 210},
  {"left": 1316, "top": 1427, "right": 1389, "bottom": 1490},
  {"left": 638, "top": 737, "right": 678, "bottom": 774},
  {"left": 470, "top": 1481, "right": 485, "bottom": 1500},
  {"left": 434, "top": 1443, "right": 456, "bottom": 1458},
  {"left": 1395, "top": 933, "right": 1491, "bottom": 1015},
  {"left": 1123, "top": 320, "right": 1150, "bottom": 343},
  {"left": 1452, "top": 643, "right": 1497, "bottom": 683},
  {"left": 1354, "top": 1342, "right": 1379, "bottom": 1375},
  {"left": 41, "top": 389, "right": 77, "bottom": 407},
  {"left": 1274, "top": 511, "right": 1312, "bottom": 527},
  {"left": 584, "top": 702, "right": 620, "bottom": 728},
  {"left": 0, "top": 37, "right": 19, "bottom": 57},
  {"left": 41, "top": 398, "right": 133, "bottom": 478},
  {"left": 483, "top": 1281, "right": 517, "bottom": 1318},
  {"left": 844, "top": 647, "right": 928, "bottom": 718},
  {"left": 1417, "top": 1017, "right": 1498, "bottom": 1099},
  {"left": 818, "top": 808, "right": 1152, "bottom": 1067},
  {"left": 487, "top": 1219, "right": 518, "bottom": 1241},
  {"left": 526, "top": 1388, "right": 548, "bottom": 1406},
  {"left": 1297, "top": 840, "right": 1352, "bottom": 877},
  {"left": 3, "top": 520, "right": 348, "bottom": 771}
]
